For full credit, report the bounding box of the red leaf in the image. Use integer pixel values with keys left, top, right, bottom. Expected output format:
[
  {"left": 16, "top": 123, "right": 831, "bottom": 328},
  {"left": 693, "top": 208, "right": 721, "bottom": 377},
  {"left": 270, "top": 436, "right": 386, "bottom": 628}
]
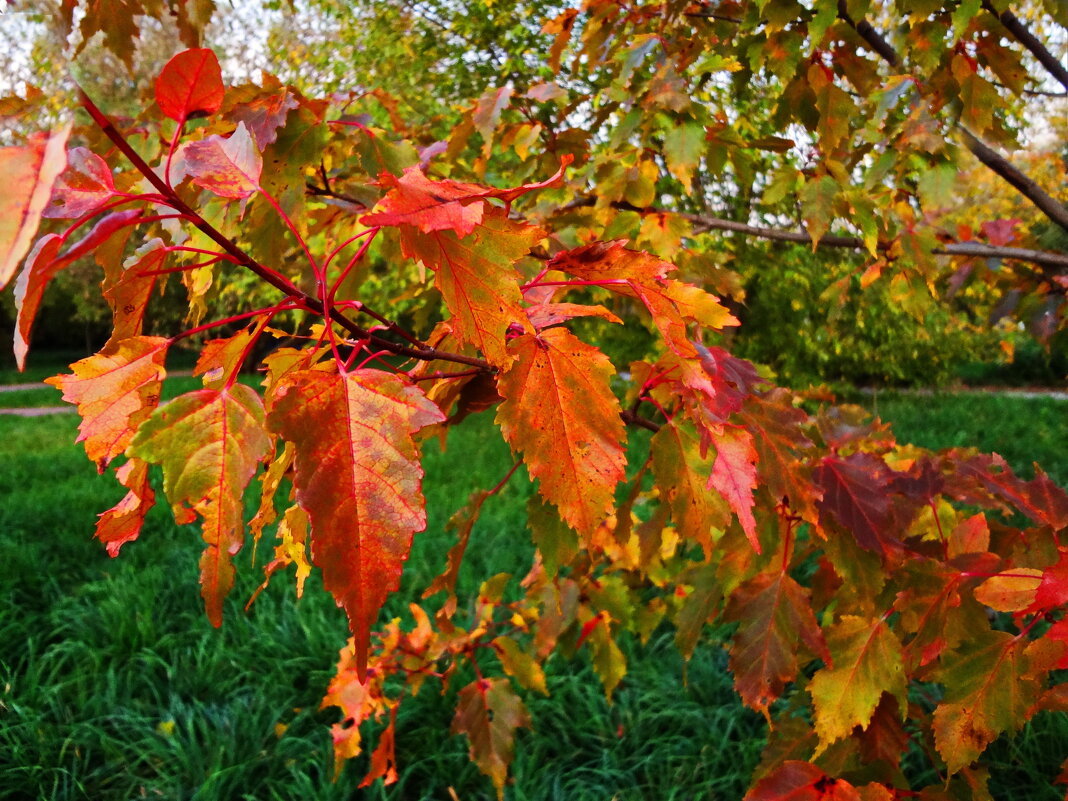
[
  {"left": 229, "top": 90, "right": 300, "bottom": 148},
  {"left": 45, "top": 336, "right": 169, "bottom": 471},
  {"left": 95, "top": 457, "right": 155, "bottom": 556},
  {"left": 708, "top": 426, "right": 760, "bottom": 552},
  {"left": 155, "top": 48, "right": 224, "bottom": 122},
  {"left": 180, "top": 122, "right": 262, "bottom": 199},
  {"left": 0, "top": 124, "right": 70, "bottom": 289},
  {"left": 744, "top": 761, "right": 862, "bottom": 801},
  {"left": 726, "top": 571, "right": 828, "bottom": 717},
  {"left": 43, "top": 146, "right": 116, "bottom": 219},
  {"left": 361, "top": 157, "right": 570, "bottom": 235},
  {"left": 979, "top": 218, "right": 1020, "bottom": 247},
  {"left": 817, "top": 453, "right": 900, "bottom": 556},
  {"left": 267, "top": 369, "right": 445, "bottom": 679},
  {"left": 14, "top": 210, "right": 141, "bottom": 368},
  {"left": 495, "top": 328, "right": 627, "bottom": 533}
]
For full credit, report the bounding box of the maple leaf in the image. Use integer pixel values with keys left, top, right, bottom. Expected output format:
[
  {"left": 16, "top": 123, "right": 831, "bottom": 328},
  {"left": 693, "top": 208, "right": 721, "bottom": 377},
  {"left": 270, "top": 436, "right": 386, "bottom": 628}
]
[
  {"left": 809, "top": 615, "right": 906, "bottom": 754},
  {"left": 725, "top": 571, "right": 829, "bottom": 719},
  {"left": 960, "top": 455, "right": 1068, "bottom": 532},
  {"left": 361, "top": 158, "right": 570, "bottom": 235},
  {"left": 0, "top": 124, "right": 70, "bottom": 290},
  {"left": 95, "top": 457, "right": 155, "bottom": 556},
  {"left": 548, "top": 241, "right": 737, "bottom": 368},
  {"left": 42, "top": 146, "right": 117, "bottom": 219},
  {"left": 398, "top": 213, "right": 541, "bottom": 368},
  {"left": 451, "top": 678, "right": 530, "bottom": 799},
  {"left": 103, "top": 239, "right": 164, "bottom": 343},
  {"left": 495, "top": 327, "right": 626, "bottom": 534},
  {"left": 423, "top": 488, "right": 491, "bottom": 618},
  {"left": 267, "top": 369, "right": 445, "bottom": 678},
  {"left": 708, "top": 426, "right": 761, "bottom": 552},
  {"left": 932, "top": 630, "right": 1040, "bottom": 774},
  {"left": 46, "top": 336, "right": 169, "bottom": 471},
  {"left": 524, "top": 301, "right": 622, "bottom": 331},
  {"left": 651, "top": 418, "right": 727, "bottom": 556},
  {"left": 130, "top": 384, "right": 271, "bottom": 626},
  {"left": 738, "top": 390, "right": 821, "bottom": 525},
  {"left": 229, "top": 90, "right": 300, "bottom": 148},
  {"left": 180, "top": 122, "right": 262, "bottom": 199},
  {"left": 14, "top": 210, "right": 142, "bottom": 369},
  {"left": 817, "top": 454, "right": 901, "bottom": 556},
  {"left": 744, "top": 761, "right": 863, "bottom": 801},
  {"left": 155, "top": 47, "right": 225, "bottom": 122}
]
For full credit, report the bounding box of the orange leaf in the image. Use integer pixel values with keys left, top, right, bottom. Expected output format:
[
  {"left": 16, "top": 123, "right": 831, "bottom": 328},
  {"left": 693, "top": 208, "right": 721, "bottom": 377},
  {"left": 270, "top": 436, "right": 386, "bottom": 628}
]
[
  {"left": 974, "top": 568, "right": 1042, "bottom": 612},
  {"left": 180, "top": 122, "right": 262, "bottom": 199},
  {"left": 745, "top": 761, "right": 862, "bottom": 801},
  {"left": 495, "top": 328, "right": 626, "bottom": 534},
  {"left": 14, "top": 210, "right": 142, "bottom": 368},
  {"left": 46, "top": 336, "right": 169, "bottom": 471},
  {"left": 398, "top": 213, "right": 539, "bottom": 368},
  {"left": 130, "top": 385, "right": 272, "bottom": 626},
  {"left": 0, "top": 124, "right": 70, "bottom": 289},
  {"left": 155, "top": 47, "right": 224, "bottom": 122},
  {"left": 267, "top": 369, "right": 445, "bottom": 678},
  {"left": 95, "top": 457, "right": 155, "bottom": 556}
]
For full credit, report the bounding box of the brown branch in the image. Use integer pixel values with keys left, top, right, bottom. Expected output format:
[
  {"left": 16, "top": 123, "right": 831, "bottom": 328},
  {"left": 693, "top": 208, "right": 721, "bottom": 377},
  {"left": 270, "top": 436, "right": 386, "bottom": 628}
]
[
  {"left": 836, "top": 1, "right": 900, "bottom": 66},
  {"left": 834, "top": 8, "right": 1068, "bottom": 237},
  {"left": 959, "top": 127, "right": 1068, "bottom": 235},
  {"left": 79, "top": 89, "right": 491, "bottom": 372},
  {"left": 982, "top": 0, "right": 1068, "bottom": 93},
  {"left": 678, "top": 211, "right": 1068, "bottom": 271},
  {"left": 621, "top": 409, "right": 661, "bottom": 432}
]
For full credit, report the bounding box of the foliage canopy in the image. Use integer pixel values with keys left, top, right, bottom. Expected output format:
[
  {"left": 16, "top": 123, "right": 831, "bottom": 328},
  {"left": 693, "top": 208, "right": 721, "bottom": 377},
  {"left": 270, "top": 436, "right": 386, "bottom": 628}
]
[{"left": 2, "top": 1, "right": 1068, "bottom": 798}]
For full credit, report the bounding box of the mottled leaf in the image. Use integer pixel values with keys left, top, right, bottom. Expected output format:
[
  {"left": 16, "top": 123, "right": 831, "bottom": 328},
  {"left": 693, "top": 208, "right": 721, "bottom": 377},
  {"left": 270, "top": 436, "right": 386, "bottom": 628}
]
[
  {"left": 95, "top": 457, "right": 155, "bottom": 556},
  {"left": 496, "top": 328, "right": 626, "bottom": 533},
  {"left": 267, "top": 369, "right": 445, "bottom": 678},
  {"left": 810, "top": 615, "right": 906, "bottom": 753},
  {"left": 0, "top": 124, "right": 70, "bottom": 289},
  {"left": 46, "top": 336, "right": 169, "bottom": 471},
  {"left": 451, "top": 678, "right": 530, "bottom": 799},
  {"left": 182, "top": 122, "right": 262, "bottom": 199},
  {"left": 43, "top": 146, "right": 116, "bottom": 219},
  {"left": 131, "top": 384, "right": 271, "bottom": 625}
]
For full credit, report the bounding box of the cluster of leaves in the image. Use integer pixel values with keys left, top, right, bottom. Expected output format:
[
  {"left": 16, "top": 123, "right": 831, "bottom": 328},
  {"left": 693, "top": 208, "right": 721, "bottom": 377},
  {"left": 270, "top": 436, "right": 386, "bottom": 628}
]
[{"left": 2, "top": 0, "right": 1068, "bottom": 797}]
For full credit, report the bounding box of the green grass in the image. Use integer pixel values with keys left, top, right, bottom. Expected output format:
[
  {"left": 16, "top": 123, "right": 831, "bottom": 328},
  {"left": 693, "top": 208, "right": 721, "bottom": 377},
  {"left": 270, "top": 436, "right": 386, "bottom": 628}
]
[{"left": 1, "top": 390, "right": 1065, "bottom": 800}]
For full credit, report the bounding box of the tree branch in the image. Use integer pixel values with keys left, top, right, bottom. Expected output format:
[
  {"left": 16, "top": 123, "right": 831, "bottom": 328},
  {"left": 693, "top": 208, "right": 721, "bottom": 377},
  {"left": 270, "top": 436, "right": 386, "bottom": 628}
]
[
  {"left": 834, "top": 6, "right": 1068, "bottom": 237},
  {"left": 959, "top": 127, "right": 1068, "bottom": 235},
  {"left": 80, "top": 89, "right": 491, "bottom": 373},
  {"left": 678, "top": 211, "right": 1068, "bottom": 272},
  {"left": 981, "top": 0, "right": 1068, "bottom": 93}
]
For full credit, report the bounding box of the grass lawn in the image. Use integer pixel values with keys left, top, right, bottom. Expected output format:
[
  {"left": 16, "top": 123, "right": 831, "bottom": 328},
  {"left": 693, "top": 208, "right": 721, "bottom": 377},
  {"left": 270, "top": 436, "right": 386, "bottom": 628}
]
[{"left": 0, "top": 372, "right": 1065, "bottom": 800}]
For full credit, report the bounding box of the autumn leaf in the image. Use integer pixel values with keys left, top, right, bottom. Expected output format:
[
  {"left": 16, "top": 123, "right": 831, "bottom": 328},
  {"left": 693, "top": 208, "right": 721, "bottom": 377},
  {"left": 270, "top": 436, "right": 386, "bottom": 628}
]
[
  {"left": 155, "top": 47, "right": 225, "bottom": 122},
  {"left": 817, "top": 454, "right": 901, "bottom": 556},
  {"left": 708, "top": 426, "right": 760, "bottom": 552},
  {"left": 744, "top": 761, "right": 863, "bottom": 801},
  {"left": 14, "top": 210, "right": 142, "bottom": 368},
  {"left": 181, "top": 122, "right": 262, "bottom": 199},
  {"left": 43, "top": 146, "right": 117, "bottom": 219},
  {"left": 0, "top": 124, "right": 70, "bottom": 290},
  {"left": 726, "top": 571, "right": 828, "bottom": 719},
  {"left": 451, "top": 678, "right": 530, "bottom": 799},
  {"left": 651, "top": 418, "right": 726, "bottom": 556},
  {"left": 130, "top": 384, "right": 271, "bottom": 626},
  {"left": 423, "top": 488, "right": 491, "bottom": 618},
  {"left": 933, "top": 630, "right": 1040, "bottom": 774},
  {"left": 361, "top": 158, "right": 570, "bottom": 236},
  {"left": 398, "top": 213, "right": 540, "bottom": 369},
  {"left": 809, "top": 615, "right": 906, "bottom": 754},
  {"left": 46, "top": 336, "right": 169, "bottom": 471},
  {"left": 95, "top": 457, "right": 155, "bottom": 556},
  {"left": 496, "top": 328, "right": 626, "bottom": 534},
  {"left": 267, "top": 369, "right": 445, "bottom": 678}
]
